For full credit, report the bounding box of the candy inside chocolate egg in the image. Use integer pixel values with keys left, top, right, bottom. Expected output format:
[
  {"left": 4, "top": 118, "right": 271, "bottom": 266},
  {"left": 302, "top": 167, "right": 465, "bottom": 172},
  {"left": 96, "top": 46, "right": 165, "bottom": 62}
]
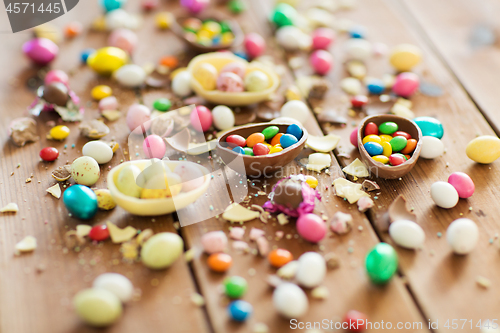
[
  {"left": 273, "top": 180, "right": 303, "bottom": 209},
  {"left": 43, "top": 82, "right": 69, "bottom": 106}
]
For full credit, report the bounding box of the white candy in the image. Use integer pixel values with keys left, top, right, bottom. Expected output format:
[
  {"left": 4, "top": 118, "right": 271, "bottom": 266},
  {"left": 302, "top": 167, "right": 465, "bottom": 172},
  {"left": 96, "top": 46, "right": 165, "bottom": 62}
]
[
  {"left": 340, "top": 77, "right": 362, "bottom": 95},
  {"left": 430, "top": 181, "right": 459, "bottom": 209},
  {"left": 172, "top": 71, "right": 192, "bottom": 97},
  {"left": 344, "top": 38, "right": 372, "bottom": 60},
  {"left": 93, "top": 273, "right": 134, "bottom": 303},
  {"left": 276, "top": 26, "right": 311, "bottom": 51},
  {"left": 113, "top": 64, "right": 146, "bottom": 88},
  {"left": 271, "top": 117, "right": 302, "bottom": 125},
  {"left": 105, "top": 9, "right": 141, "bottom": 30},
  {"left": 295, "top": 252, "right": 326, "bottom": 288},
  {"left": 212, "top": 105, "right": 235, "bottom": 130},
  {"left": 420, "top": 136, "right": 444, "bottom": 159},
  {"left": 446, "top": 218, "right": 479, "bottom": 255},
  {"left": 82, "top": 141, "right": 113, "bottom": 164},
  {"left": 389, "top": 220, "right": 425, "bottom": 249},
  {"left": 280, "top": 100, "right": 309, "bottom": 124},
  {"left": 273, "top": 283, "right": 308, "bottom": 318},
  {"left": 71, "top": 156, "right": 100, "bottom": 186}
]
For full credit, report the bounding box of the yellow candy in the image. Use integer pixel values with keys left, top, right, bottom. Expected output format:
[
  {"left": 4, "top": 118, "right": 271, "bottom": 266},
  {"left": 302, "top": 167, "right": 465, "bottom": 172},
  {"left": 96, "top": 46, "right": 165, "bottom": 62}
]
[
  {"left": 381, "top": 141, "right": 392, "bottom": 157},
  {"left": 389, "top": 44, "right": 422, "bottom": 72},
  {"left": 269, "top": 146, "right": 283, "bottom": 154},
  {"left": 91, "top": 85, "right": 113, "bottom": 100},
  {"left": 87, "top": 47, "right": 128, "bottom": 76},
  {"left": 193, "top": 63, "right": 218, "bottom": 90},
  {"left": 196, "top": 35, "right": 212, "bottom": 46},
  {"left": 197, "top": 29, "right": 213, "bottom": 40},
  {"left": 362, "top": 135, "right": 382, "bottom": 145},
  {"left": 379, "top": 134, "right": 393, "bottom": 143},
  {"left": 170, "top": 67, "right": 187, "bottom": 80},
  {"left": 49, "top": 125, "right": 70, "bottom": 140},
  {"left": 201, "top": 21, "right": 222, "bottom": 36},
  {"left": 33, "top": 23, "right": 62, "bottom": 44},
  {"left": 465, "top": 135, "right": 500, "bottom": 164},
  {"left": 91, "top": 16, "right": 107, "bottom": 31},
  {"left": 221, "top": 32, "right": 234, "bottom": 45},
  {"left": 155, "top": 12, "right": 173, "bottom": 29},
  {"left": 304, "top": 175, "right": 318, "bottom": 189},
  {"left": 94, "top": 189, "right": 116, "bottom": 210},
  {"left": 372, "top": 155, "right": 389, "bottom": 164}
]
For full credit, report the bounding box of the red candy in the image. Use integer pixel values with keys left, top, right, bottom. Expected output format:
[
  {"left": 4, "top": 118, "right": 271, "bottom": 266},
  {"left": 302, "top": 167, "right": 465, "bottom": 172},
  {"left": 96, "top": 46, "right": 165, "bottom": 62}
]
[
  {"left": 310, "top": 50, "right": 333, "bottom": 75},
  {"left": 343, "top": 310, "right": 368, "bottom": 332},
  {"left": 351, "top": 95, "right": 368, "bottom": 108},
  {"left": 89, "top": 225, "right": 110, "bottom": 241},
  {"left": 39, "top": 147, "right": 59, "bottom": 161},
  {"left": 389, "top": 153, "right": 406, "bottom": 166},
  {"left": 244, "top": 33, "right": 265, "bottom": 59},
  {"left": 392, "top": 131, "right": 411, "bottom": 140},
  {"left": 226, "top": 134, "right": 246, "bottom": 147},
  {"left": 364, "top": 122, "right": 379, "bottom": 136},
  {"left": 253, "top": 143, "right": 270, "bottom": 156},
  {"left": 311, "top": 28, "right": 335, "bottom": 50},
  {"left": 190, "top": 105, "right": 213, "bottom": 132},
  {"left": 350, "top": 127, "right": 358, "bottom": 147}
]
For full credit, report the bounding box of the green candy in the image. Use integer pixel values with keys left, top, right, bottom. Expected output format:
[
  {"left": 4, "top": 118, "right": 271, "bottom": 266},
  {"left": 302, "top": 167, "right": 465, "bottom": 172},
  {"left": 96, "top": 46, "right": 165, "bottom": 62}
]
[
  {"left": 270, "top": 3, "right": 296, "bottom": 27},
  {"left": 243, "top": 147, "right": 254, "bottom": 156},
  {"left": 228, "top": 0, "right": 245, "bottom": 14},
  {"left": 219, "top": 21, "right": 232, "bottom": 33},
  {"left": 153, "top": 98, "right": 172, "bottom": 112},
  {"left": 389, "top": 136, "right": 407, "bottom": 152},
  {"left": 365, "top": 243, "right": 398, "bottom": 284},
  {"left": 224, "top": 276, "right": 248, "bottom": 298},
  {"left": 262, "top": 126, "right": 279, "bottom": 140},
  {"left": 378, "top": 121, "right": 398, "bottom": 135}
]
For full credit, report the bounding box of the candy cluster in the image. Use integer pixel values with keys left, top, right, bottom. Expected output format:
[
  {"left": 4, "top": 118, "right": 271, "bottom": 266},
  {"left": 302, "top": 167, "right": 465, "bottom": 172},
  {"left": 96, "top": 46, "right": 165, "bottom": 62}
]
[
  {"left": 182, "top": 17, "right": 234, "bottom": 47},
  {"left": 225, "top": 124, "right": 303, "bottom": 156},
  {"left": 362, "top": 121, "right": 417, "bottom": 166}
]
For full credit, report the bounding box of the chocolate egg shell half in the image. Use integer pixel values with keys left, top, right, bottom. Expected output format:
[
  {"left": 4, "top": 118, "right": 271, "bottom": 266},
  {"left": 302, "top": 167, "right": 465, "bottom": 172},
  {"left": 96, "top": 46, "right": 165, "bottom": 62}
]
[
  {"left": 273, "top": 180, "right": 303, "bottom": 209},
  {"left": 42, "top": 82, "right": 69, "bottom": 106}
]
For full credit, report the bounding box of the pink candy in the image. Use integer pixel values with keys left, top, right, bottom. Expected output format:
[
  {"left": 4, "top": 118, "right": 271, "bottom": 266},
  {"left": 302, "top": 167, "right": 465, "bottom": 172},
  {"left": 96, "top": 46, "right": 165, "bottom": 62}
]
[
  {"left": 190, "top": 105, "right": 213, "bottom": 132},
  {"left": 44, "top": 70, "right": 69, "bottom": 85},
  {"left": 217, "top": 72, "right": 244, "bottom": 92},
  {"left": 180, "top": 0, "right": 209, "bottom": 13},
  {"left": 296, "top": 213, "right": 327, "bottom": 243},
  {"left": 99, "top": 96, "right": 119, "bottom": 111},
  {"left": 126, "top": 104, "right": 151, "bottom": 133},
  {"left": 392, "top": 72, "right": 420, "bottom": 97},
  {"left": 310, "top": 50, "right": 333, "bottom": 75},
  {"left": 350, "top": 127, "right": 358, "bottom": 147},
  {"left": 23, "top": 38, "right": 59, "bottom": 66},
  {"left": 201, "top": 231, "right": 228, "bottom": 254},
  {"left": 108, "top": 28, "right": 138, "bottom": 53},
  {"left": 143, "top": 134, "right": 166, "bottom": 159},
  {"left": 311, "top": 28, "right": 335, "bottom": 50},
  {"left": 244, "top": 33, "right": 266, "bottom": 59},
  {"left": 448, "top": 172, "right": 475, "bottom": 199},
  {"left": 220, "top": 62, "right": 246, "bottom": 79}
]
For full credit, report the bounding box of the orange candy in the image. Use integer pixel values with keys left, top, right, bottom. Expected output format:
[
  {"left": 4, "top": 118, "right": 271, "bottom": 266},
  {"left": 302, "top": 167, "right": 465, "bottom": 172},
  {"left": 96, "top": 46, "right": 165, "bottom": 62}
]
[
  {"left": 160, "top": 56, "right": 179, "bottom": 69},
  {"left": 246, "top": 133, "right": 265, "bottom": 148},
  {"left": 270, "top": 133, "right": 284, "bottom": 146},
  {"left": 401, "top": 138, "right": 417, "bottom": 154},
  {"left": 207, "top": 253, "right": 233, "bottom": 273},
  {"left": 268, "top": 248, "right": 293, "bottom": 268},
  {"left": 65, "top": 22, "right": 83, "bottom": 38}
]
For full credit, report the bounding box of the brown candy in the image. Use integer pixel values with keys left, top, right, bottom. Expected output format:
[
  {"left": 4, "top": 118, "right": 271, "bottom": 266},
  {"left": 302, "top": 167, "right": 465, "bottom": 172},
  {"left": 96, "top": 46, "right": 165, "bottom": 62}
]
[
  {"left": 273, "top": 180, "right": 303, "bottom": 209},
  {"left": 42, "top": 82, "right": 69, "bottom": 106}
]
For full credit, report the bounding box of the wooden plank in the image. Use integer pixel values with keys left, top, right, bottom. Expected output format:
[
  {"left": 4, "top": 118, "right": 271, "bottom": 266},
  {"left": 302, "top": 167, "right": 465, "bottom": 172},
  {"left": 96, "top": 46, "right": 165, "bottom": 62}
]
[
  {"left": 0, "top": 2, "right": 209, "bottom": 333},
  {"left": 399, "top": 0, "right": 500, "bottom": 135},
  {"left": 174, "top": 2, "right": 428, "bottom": 333},
  {"left": 277, "top": 0, "right": 500, "bottom": 330}
]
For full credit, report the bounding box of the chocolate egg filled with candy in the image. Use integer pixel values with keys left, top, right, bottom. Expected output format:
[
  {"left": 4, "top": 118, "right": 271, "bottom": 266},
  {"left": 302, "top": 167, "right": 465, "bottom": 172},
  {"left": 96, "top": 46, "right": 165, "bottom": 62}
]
[{"left": 263, "top": 175, "right": 320, "bottom": 218}]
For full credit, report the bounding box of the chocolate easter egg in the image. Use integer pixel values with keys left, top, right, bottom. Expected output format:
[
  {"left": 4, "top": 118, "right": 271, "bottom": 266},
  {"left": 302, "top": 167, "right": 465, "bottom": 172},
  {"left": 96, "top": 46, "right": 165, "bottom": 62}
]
[
  {"left": 43, "top": 82, "right": 69, "bottom": 106},
  {"left": 273, "top": 180, "right": 303, "bottom": 209}
]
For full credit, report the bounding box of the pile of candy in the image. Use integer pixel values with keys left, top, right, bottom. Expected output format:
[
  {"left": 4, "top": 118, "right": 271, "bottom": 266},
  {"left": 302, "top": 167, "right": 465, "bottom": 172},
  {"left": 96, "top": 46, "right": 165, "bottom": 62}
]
[
  {"left": 192, "top": 60, "right": 271, "bottom": 92},
  {"left": 362, "top": 121, "right": 417, "bottom": 166},
  {"left": 181, "top": 17, "right": 234, "bottom": 47},
  {"left": 225, "top": 124, "right": 303, "bottom": 156}
]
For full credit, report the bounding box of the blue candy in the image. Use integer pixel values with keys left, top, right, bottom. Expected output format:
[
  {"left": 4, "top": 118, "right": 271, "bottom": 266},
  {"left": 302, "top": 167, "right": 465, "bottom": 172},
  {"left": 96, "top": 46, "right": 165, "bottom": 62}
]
[
  {"left": 228, "top": 300, "right": 253, "bottom": 322},
  {"left": 81, "top": 48, "right": 95, "bottom": 63},
  {"left": 233, "top": 51, "right": 249, "bottom": 61},
  {"left": 286, "top": 124, "right": 303, "bottom": 140},
  {"left": 366, "top": 79, "right": 385, "bottom": 95},
  {"left": 63, "top": 185, "right": 98, "bottom": 220},
  {"left": 280, "top": 134, "right": 298, "bottom": 148},
  {"left": 99, "top": 0, "right": 126, "bottom": 12},
  {"left": 232, "top": 146, "right": 245, "bottom": 154},
  {"left": 364, "top": 142, "right": 384, "bottom": 156},
  {"left": 349, "top": 26, "right": 366, "bottom": 39},
  {"left": 413, "top": 116, "right": 444, "bottom": 139}
]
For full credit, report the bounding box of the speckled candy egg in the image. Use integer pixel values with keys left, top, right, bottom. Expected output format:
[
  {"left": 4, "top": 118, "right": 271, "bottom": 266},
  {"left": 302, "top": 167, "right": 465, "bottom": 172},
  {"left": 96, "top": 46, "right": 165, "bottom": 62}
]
[
  {"left": 113, "top": 64, "right": 146, "bottom": 88},
  {"left": 244, "top": 70, "right": 269, "bottom": 92},
  {"left": 220, "top": 62, "right": 246, "bottom": 79},
  {"left": 126, "top": 104, "right": 151, "bottom": 133},
  {"left": 23, "top": 38, "right": 59, "bottom": 66},
  {"left": 310, "top": 50, "right": 333, "bottom": 75},
  {"left": 296, "top": 214, "right": 326, "bottom": 243},
  {"left": 143, "top": 134, "right": 166, "bottom": 159},
  {"left": 63, "top": 184, "right": 98, "bottom": 220},
  {"left": 312, "top": 27, "right": 335, "bottom": 50},
  {"left": 190, "top": 105, "right": 213, "bottom": 132},
  {"left": 73, "top": 288, "right": 122, "bottom": 327},
  {"left": 82, "top": 141, "right": 114, "bottom": 164},
  {"left": 446, "top": 218, "right": 479, "bottom": 255},
  {"left": 280, "top": 100, "right": 309, "bottom": 124},
  {"left": 44, "top": 69, "right": 69, "bottom": 85},
  {"left": 212, "top": 105, "right": 235, "bottom": 130},
  {"left": 273, "top": 283, "right": 308, "bottom": 319},
  {"left": 71, "top": 156, "right": 101, "bottom": 186},
  {"left": 108, "top": 28, "right": 138, "bottom": 53},
  {"left": 217, "top": 72, "right": 244, "bottom": 92},
  {"left": 244, "top": 33, "right": 265, "bottom": 59},
  {"left": 94, "top": 189, "right": 116, "bottom": 210},
  {"left": 172, "top": 71, "right": 192, "bottom": 97},
  {"left": 87, "top": 47, "right": 128, "bottom": 76},
  {"left": 392, "top": 72, "right": 419, "bottom": 97},
  {"left": 448, "top": 172, "right": 475, "bottom": 199},
  {"left": 173, "top": 163, "right": 205, "bottom": 192},
  {"left": 193, "top": 63, "right": 218, "bottom": 91},
  {"left": 430, "top": 181, "right": 459, "bottom": 209}
]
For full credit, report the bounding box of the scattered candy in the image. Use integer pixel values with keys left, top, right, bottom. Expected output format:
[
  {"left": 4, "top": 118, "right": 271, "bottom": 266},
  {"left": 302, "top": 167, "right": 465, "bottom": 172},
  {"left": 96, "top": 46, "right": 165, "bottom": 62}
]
[
  {"left": 271, "top": 3, "right": 296, "bottom": 27},
  {"left": 465, "top": 135, "right": 500, "bottom": 164},
  {"left": 207, "top": 253, "right": 233, "bottom": 273},
  {"left": 40, "top": 147, "right": 59, "bottom": 161},
  {"left": 389, "top": 43, "right": 422, "bottom": 72},
  {"left": 389, "top": 220, "right": 425, "bottom": 249},
  {"left": 93, "top": 273, "right": 133, "bottom": 303},
  {"left": 343, "top": 310, "right": 368, "bottom": 333},
  {"left": 141, "top": 232, "right": 184, "bottom": 269},
  {"left": 49, "top": 125, "right": 70, "bottom": 140},
  {"left": 280, "top": 100, "right": 309, "bottom": 124},
  {"left": 446, "top": 218, "right": 478, "bottom": 255},
  {"left": 392, "top": 72, "right": 419, "bottom": 97},
  {"left": 431, "top": 181, "right": 459, "bottom": 209},
  {"left": 224, "top": 276, "right": 248, "bottom": 298},
  {"left": 83, "top": 141, "right": 114, "bottom": 164},
  {"left": 23, "top": 38, "right": 58, "bottom": 66},
  {"left": 63, "top": 185, "right": 98, "bottom": 220},
  {"left": 365, "top": 243, "right": 398, "bottom": 284},
  {"left": 108, "top": 28, "right": 137, "bottom": 53},
  {"left": 273, "top": 283, "right": 308, "bottom": 318},
  {"left": 89, "top": 225, "right": 110, "bottom": 241},
  {"left": 310, "top": 50, "right": 333, "bottom": 75},
  {"left": 201, "top": 231, "right": 228, "bottom": 254},
  {"left": 296, "top": 252, "right": 326, "bottom": 288},
  {"left": 244, "top": 70, "right": 270, "bottom": 92},
  {"left": 71, "top": 156, "right": 101, "bottom": 186},
  {"left": 296, "top": 213, "right": 327, "bottom": 243},
  {"left": 87, "top": 47, "right": 128, "bottom": 75},
  {"left": 448, "top": 172, "right": 475, "bottom": 198},
  {"left": 312, "top": 28, "right": 335, "bottom": 50},
  {"left": 228, "top": 300, "right": 252, "bottom": 322},
  {"left": 126, "top": 104, "right": 151, "bottom": 133},
  {"left": 413, "top": 116, "right": 443, "bottom": 139},
  {"left": 420, "top": 136, "right": 444, "bottom": 159},
  {"left": 244, "top": 33, "right": 265, "bottom": 58},
  {"left": 94, "top": 189, "right": 116, "bottom": 210},
  {"left": 73, "top": 288, "right": 122, "bottom": 327},
  {"left": 268, "top": 248, "right": 293, "bottom": 268}
]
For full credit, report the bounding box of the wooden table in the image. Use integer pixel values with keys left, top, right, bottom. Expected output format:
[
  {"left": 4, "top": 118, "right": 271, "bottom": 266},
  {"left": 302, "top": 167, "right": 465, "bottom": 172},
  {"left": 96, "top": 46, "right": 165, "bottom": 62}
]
[{"left": 0, "top": 0, "right": 499, "bottom": 332}]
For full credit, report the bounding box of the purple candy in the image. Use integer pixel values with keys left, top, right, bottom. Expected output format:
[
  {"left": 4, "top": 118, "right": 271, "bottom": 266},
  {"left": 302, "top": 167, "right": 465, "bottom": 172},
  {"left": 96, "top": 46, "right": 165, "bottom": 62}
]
[
  {"left": 23, "top": 38, "right": 58, "bottom": 66},
  {"left": 180, "top": 0, "right": 209, "bottom": 13}
]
